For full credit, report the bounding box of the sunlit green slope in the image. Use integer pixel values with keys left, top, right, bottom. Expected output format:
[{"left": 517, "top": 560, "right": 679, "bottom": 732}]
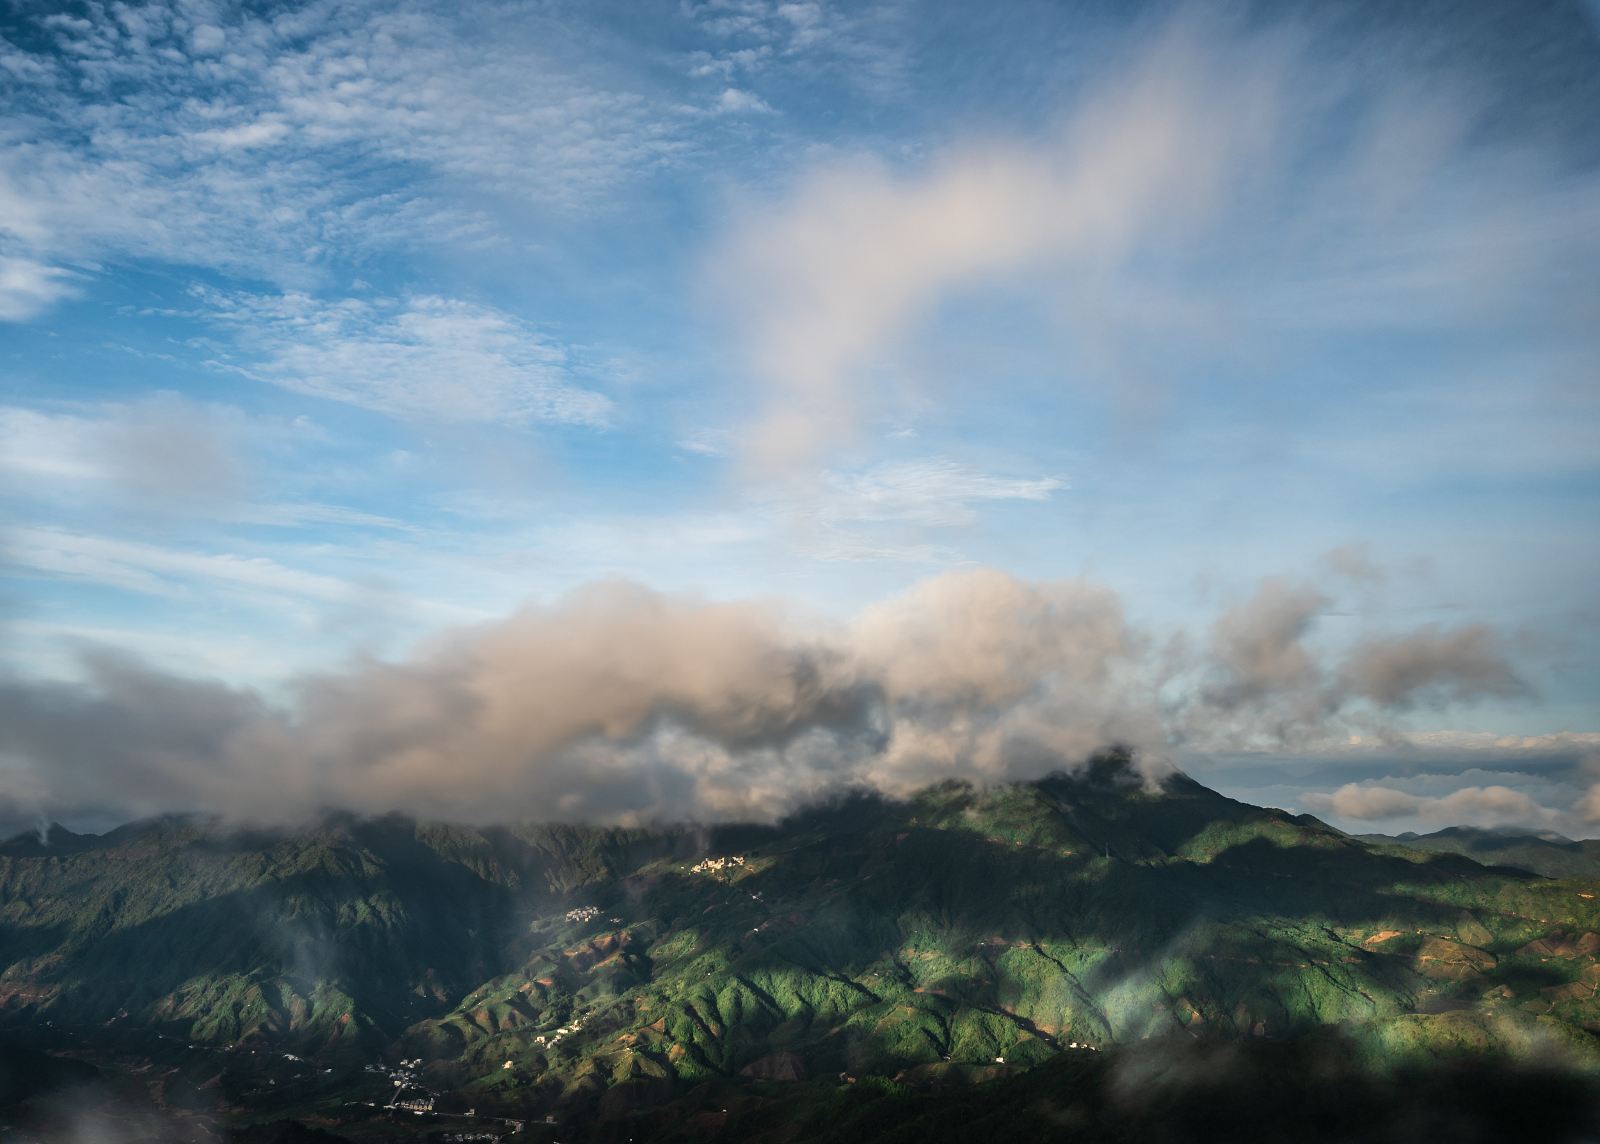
[{"left": 4, "top": 753, "right": 1599, "bottom": 1120}]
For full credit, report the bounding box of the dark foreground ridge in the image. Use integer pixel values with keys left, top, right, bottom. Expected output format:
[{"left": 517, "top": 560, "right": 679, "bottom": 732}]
[{"left": 3, "top": 753, "right": 1600, "bottom": 1141}]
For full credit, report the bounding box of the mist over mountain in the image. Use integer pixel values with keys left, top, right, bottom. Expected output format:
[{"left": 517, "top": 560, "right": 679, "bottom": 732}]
[{"left": 0, "top": 568, "right": 1535, "bottom": 835}]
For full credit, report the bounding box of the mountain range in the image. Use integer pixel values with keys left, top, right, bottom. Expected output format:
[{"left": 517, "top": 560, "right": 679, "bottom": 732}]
[
  {"left": 3, "top": 754, "right": 1600, "bottom": 1141},
  {"left": 1363, "top": 826, "right": 1600, "bottom": 881}
]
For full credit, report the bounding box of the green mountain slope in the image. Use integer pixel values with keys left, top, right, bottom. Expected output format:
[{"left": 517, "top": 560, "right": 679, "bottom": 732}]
[
  {"left": 3, "top": 756, "right": 1600, "bottom": 1134},
  {"left": 0, "top": 813, "right": 713, "bottom": 1047},
  {"left": 1363, "top": 826, "right": 1600, "bottom": 880}
]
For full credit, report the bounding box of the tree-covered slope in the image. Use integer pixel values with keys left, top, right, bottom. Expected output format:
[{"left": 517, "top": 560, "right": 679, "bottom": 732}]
[
  {"left": 3, "top": 756, "right": 1600, "bottom": 1129},
  {"left": 0, "top": 813, "right": 710, "bottom": 1048}
]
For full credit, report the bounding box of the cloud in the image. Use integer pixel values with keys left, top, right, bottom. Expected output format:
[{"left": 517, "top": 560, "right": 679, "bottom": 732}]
[
  {"left": 725, "top": 457, "right": 1066, "bottom": 563},
  {"left": 0, "top": 394, "right": 246, "bottom": 517},
  {"left": 1180, "top": 576, "right": 1530, "bottom": 751},
  {"left": 709, "top": 13, "right": 1600, "bottom": 471},
  {"left": 677, "top": 428, "right": 728, "bottom": 456},
  {"left": 851, "top": 569, "right": 1156, "bottom": 788},
  {"left": 1204, "top": 577, "right": 1329, "bottom": 709},
  {"left": 189, "top": 23, "right": 225, "bottom": 55},
  {"left": 715, "top": 88, "right": 775, "bottom": 115},
  {"left": 687, "top": 47, "right": 773, "bottom": 80},
  {"left": 814, "top": 459, "right": 1063, "bottom": 528},
  {"left": 1350, "top": 732, "right": 1600, "bottom": 756},
  {"left": 1, "top": 527, "right": 371, "bottom": 608},
  {"left": 0, "top": 395, "right": 406, "bottom": 526},
  {"left": 0, "top": 566, "right": 1536, "bottom": 827},
  {"left": 200, "top": 290, "right": 613, "bottom": 427},
  {"left": 1568, "top": 753, "right": 1600, "bottom": 827},
  {"left": 92, "top": 394, "right": 246, "bottom": 509},
  {"left": 1307, "top": 782, "right": 1550, "bottom": 829},
  {"left": 1311, "top": 784, "right": 1423, "bottom": 821},
  {"left": 0, "top": 0, "right": 709, "bottom": 305},
  {"left": 1578, "top": 782, "right": 1600, "bottom": 828},
  {"left": 1340, "top": 626, "right": 1525, "bottom": 709},
  {"left": 0, "top": 255, "right": 77, "bottom": 320},
  {"left": 1319, "top": 544, "right": 1387, "bottom": 586},
  {"left": 687, "top": 0, "right": 907, "bottom": 92}
]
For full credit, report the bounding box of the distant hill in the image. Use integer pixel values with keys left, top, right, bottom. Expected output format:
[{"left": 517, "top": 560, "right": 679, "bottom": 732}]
[
  {"left": 3, "top": 755, "right": 1600, "bottom": 1138},
  {"left": 1362, "top": 825, "right": 1600, "bottom": 879},
  {"left": 0, "top": 823, "right": 97, "bottom": 859}
]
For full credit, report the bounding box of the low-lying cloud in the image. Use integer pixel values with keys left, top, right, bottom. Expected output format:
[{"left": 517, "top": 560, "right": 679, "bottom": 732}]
[
  {"left": 0, "top": 567, "right": 1531, "bottom": 829},
  {"left": 1305, "top": 782, "right": 1551, "bottom": 829}
]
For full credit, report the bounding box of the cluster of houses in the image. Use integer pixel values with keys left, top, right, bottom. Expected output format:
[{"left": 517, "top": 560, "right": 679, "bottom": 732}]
[
  {"left": 564, "top": 905, "right": 601, "bottom": 923},
  {"left": 363, "top": 1057, "right": 426, "bottom": 1086},
  {"left": 690, "top": 855, "right": 746, "bottom": 874},
  {"left": 379, "top": 1057, "right": 439, "bottom": 1115},
  {"left": 529, "top": 1013, "right": 586, "bottom": 1051}
]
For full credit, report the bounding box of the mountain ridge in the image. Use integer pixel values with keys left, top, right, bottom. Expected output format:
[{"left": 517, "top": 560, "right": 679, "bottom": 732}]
[
  {"left": 4, "top": 757, "right": 1600, "bottom": 1138},
  {"left": 1361, "top": 825, "right": 1600, "bottom": 880}
]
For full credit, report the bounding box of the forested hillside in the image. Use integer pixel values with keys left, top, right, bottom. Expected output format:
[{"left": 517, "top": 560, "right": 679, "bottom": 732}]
[{"left": 4, "top": 757, "right": 1600, "bottom": 1139}]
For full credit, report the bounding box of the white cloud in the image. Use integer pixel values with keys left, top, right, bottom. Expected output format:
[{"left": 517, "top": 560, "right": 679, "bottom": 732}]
[
  {"left": 1343, "top": 731, "right": 1600, "bottom": 755},
  {"left": 735, "top": 457, "right": 1066, "bottom": 563},
  {"left": 709, "top": 16, "right": 1600, "bottom": 471},
  {"left": 677, "top": 428, "right": 728, "bottom": 456},
  {"left": 0, "top": 569, "right": 1152, "bottom": 824},
  {"left": 0, "top": 397, "right": 406, "bottom": 526},
  {"left": 716, "top": 87, "right": 775, "bottom": 115},
  {"left": 1, "top": 619, "right": 307, "bottom": 686},
  {"left": 200, "top": 290, "right": 613, "bottom": 427},
  {"left": 0, "top": 0, "right": 709, "bottom": 306},
  {"left": 0, "top": 396, "right": 243, "bottom": 509},
  {"left": 0, "top": 407, "right": 105, "bottom": 482},
  {"left": 2, "top": 527, "right": 364, "bottom": 606},
  {"left": 0, "top": 256, "right": 77, "bottom": 321},
  {"left": 687, "top": 46, "right": 772, "bottom": 80},
  {"left": 815, "top": 458, "right": 1063, "bottom": 528},
  {"left": 687, "top": 0, "right": 908, "bottom": 96},
  {"left": 189, "top": 24, "right": 225, "bottom": 56},
  {"left": 531, "top": 513, "right": 767, "bottom": 570},
  {"left": 0, "top": 554, "right": 1564, "bottom": 825},
  {"left": 235, "top": 503, "right": 415, "bottom": 532},
  {"left": 1307, "top": 781, "right": 1552, "bottom": 829},
  {"left": 1313, "top": 784, "right": 1424, "bottom": 820},
  {"left": 191, "top": 118, "right": 291, "bottom": 150}
]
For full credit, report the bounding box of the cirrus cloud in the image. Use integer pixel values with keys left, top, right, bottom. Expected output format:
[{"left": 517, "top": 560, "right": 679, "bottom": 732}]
[{"left": 199, "top": 289, "right": 614, "bottom": 427}]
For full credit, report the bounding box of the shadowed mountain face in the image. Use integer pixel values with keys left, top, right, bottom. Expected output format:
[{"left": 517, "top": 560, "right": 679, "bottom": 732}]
[
  {"left": 3, "top": 757, "right": 1600, "bottom": 1138},
  {"left": 1365, "top": 826, "right": 1600, "bottom": 881}
]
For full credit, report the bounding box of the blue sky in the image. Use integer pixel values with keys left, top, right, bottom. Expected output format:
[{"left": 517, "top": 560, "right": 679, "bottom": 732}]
[{"left": 1, "top": 0, "right": 1597, "bottom": 834}]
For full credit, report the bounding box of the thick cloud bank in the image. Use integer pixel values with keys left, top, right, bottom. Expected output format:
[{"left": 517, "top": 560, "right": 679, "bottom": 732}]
[{"left": 0, "top": 568, "right": 1528, "bottom": 828}]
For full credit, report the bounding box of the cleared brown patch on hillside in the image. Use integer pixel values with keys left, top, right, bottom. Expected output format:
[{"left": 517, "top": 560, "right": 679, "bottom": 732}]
[
  {"left": 564, "top": 930, "right": 631, "bottom": 973},
  {"left": 1413, "top": 936, "right": 1496, "bottom": 982}
]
